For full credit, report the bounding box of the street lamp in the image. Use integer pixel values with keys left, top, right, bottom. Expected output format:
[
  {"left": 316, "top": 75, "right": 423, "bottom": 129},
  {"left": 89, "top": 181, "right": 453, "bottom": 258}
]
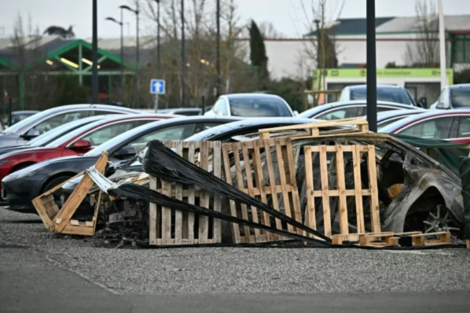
[
  {"left": 154, "top": 0, "right": 161, "bottom": 111},
  {"left": 120, "top": 4, "right": 140, "bottom": 107},
  {"left": 91, "top": 0, "right": 98, "bottom": 104},
  {"left": 216, "top": 0, "right": 220, "bottom": 97},
  {"left": 105, "top": 15, "right": 124, "bottom": 105},
  {"left": 181, "top": 0, "right": 186, "bottom": 106}
]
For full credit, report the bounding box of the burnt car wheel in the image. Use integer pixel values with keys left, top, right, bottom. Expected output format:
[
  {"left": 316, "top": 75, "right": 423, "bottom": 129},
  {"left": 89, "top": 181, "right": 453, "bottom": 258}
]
[
  {"left": 405, "top": 204, "right": 461, "bottom": 238},
  {"left": 42, "top": 175, "right": 73, "bottom": 205}
]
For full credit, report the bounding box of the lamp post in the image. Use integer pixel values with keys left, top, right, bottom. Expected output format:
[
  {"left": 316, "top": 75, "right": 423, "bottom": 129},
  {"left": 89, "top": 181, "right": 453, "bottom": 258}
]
[
  {"left": 120, "top": 4, "right": 140, "bottom": 107},
  {"left": 91, "top": 0, "right": 98, "bottom": 104},
  {"left": 105, "top": 15, "right": 124, "bottom": 105},
  {"left": 437, "top": 0, "right": 447, "bottom": 89},
  {"left": 181, "top": 0, "right": 186, "bottom": 106},
  {"left": 216, "top": 0, "right": 220, "bottom": 97},
  {"left": 366, "top": 0, "right": 377, "bottom": 132},
  {"left": 154, "top": 0, "right": 161, "bottom": 112}
]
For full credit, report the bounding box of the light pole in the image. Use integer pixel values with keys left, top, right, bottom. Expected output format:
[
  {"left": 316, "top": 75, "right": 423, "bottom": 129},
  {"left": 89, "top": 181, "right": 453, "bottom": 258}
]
[
  {"left": 91, "top": 0, "right": 98, "bottom": 104},
  {"left": 438, "top": 0, "right": 447, "bottom": 89},
  {"left": 216, "top": 0, "right": 220, "bottom": 97},
  {"left": 366, "top": 0, "right": 377, "bottom": 132},
  {"left": 181, "top": 0, "right": 186, "bottom": 106},
  {"left": 120, "top": 4, "right": 140, "bottom": 107},
  {"left": 154, "top": 0, "right": 161, "bottom": 112},
  {"left": 105, "top": 15, "right": 124, "bottom": 105}
]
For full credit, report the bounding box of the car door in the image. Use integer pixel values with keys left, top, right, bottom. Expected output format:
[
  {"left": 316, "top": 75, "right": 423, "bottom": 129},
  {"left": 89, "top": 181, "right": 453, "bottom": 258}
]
[
  {"left": 454, "top": 115, "right": 470, "bottom": 144},
  {"left": 398, "top": 116, "right": 456, "bottom": 140},
  {"left": 29, "top": 110, "right": 92, "bottom": 136}
]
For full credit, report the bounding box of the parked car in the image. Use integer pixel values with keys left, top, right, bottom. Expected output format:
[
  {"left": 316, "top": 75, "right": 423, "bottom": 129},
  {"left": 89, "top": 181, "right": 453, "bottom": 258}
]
[
  {"left": 0, "top": 104, "right": 140, "bottom": 147},
  {"left": 2, "top": 116, "right": 240, "bottom": 212},
  {"left": 379, "top": 109, "right": 470, "bottom": 143},
  {"left": 0, "top": 116, "right": 105, "bottom": 156},
  {"left": 157, "top": 108, "right": 202, "bottom": 116},
  {"left": 298, "top": 100, "right": 420, "bottom": 120},
  {"left": 0, "top": 114, "right": 171, "bottom": 186},
  {"left": 339, "top": 85, "right": 418, "bottom": 106},
  {"left": 430, "top": 84, "right": 470, "bottom": 110},
  {"left": 2, "top": 110, "right": 39, "bottom": 128},
  {"left": 372, "top": 109, "right": 427, "bottom": 130},
  {"left": 204, "top": 94, "right": 294, "bottom": 118}
]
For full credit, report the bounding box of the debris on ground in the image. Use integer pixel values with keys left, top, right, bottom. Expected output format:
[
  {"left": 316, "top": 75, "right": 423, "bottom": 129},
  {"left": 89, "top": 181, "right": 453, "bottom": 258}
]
[{"left": 32, "top": 117, "right": 465, "bottom": 249}]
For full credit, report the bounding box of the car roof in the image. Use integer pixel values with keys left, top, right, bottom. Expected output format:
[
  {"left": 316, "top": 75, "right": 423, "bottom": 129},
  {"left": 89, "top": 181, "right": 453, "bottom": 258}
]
[
  {"left": 223, "top": 93, "right": 283, "bottom": 100},
  {"left": 42, "top": 104, "right": 141, "bottom": 113},
  {"left": 449, "top": 84, "right": 470, "bottom": 90},
  {"left": 185, "top": 117, "right": 318, "bottom": 141},
  {"left": 298, "top": 100, "right": 418, "bottom": 118},
  {"left": 348, "top": 85, "right": 406, "bottom": 90},
  {"left": 12, "top": 110, "right": 39, "bottom": 114},
  {"left": 158, "top": 108, "right": 201, "bottom": 112},
  {"left": 379, "top": 109, "right": 470, "bottom": 133},
  {"left": 374, "top": 109, "right": 427, "bottom": 122}
]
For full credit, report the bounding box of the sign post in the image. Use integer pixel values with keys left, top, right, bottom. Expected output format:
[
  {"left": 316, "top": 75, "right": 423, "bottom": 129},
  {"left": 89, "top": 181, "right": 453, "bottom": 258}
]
[{"left": 150, "top": 79, "right": 165, "bottom": 112}]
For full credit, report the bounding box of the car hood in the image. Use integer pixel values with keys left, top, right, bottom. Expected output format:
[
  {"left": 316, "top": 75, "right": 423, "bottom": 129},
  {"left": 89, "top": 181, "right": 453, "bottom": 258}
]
[
  {"left": 0, "top": 145, "right": 30, "bottom": 156},
  {"left": 0, "top": 147, "right": 61, "bottom": 160}
]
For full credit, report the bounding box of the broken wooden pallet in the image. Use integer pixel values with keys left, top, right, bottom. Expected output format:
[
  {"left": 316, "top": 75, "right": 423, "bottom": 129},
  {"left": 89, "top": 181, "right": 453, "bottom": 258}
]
[
  {"left": 222, "top": 137, "right": 302, "bottom": 244},
  {"left": 332, "top": 231, "right": 451, "bottom": 247},
  {"left": 148, "top": 141, "right": 222, "bottom": 246},
  {"left": 304, "top": 145, "right": 380, "bottom": 239},
  {"left": 259, "top": 117, "right": 369, "bottom": 140}
]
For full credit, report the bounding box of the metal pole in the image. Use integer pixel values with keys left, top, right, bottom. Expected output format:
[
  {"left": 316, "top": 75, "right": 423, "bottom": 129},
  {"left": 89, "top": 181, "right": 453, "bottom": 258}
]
[
  {"left": 181, "top": 0, "right": 186, "bottom": 106},
  {"left": 155, "top": 0, "right": 161, "bottom": 112},
  {"left": 438, "top": 0, "right": 447, "bottom": 89},
  {"left": 366, "top": 0, "right": 377, "bottom": 132},
  {"left": 8, "top": 97, "right": 12, "bottom": 127},
  {"left": 136, "top": 5, "right": 140, "bottom": 108},
  {"left": 120, "top": 9, "right": 125, "bottom": 105},
  {"left": 91, "top": 0, "right": 99, "bottom": 104},
  {"left": 216, "top": 0, "right": 220, "bottom": 96}
]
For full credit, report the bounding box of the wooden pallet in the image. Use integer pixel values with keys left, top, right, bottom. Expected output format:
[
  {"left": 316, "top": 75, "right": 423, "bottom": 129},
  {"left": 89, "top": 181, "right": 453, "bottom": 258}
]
[
  {"left": 259, "top": 117, "right": 369, "bottom": 140},
  {"left": 332, "top": 231, "right": 451, "bottom": 247},
  {"left": 304, "top": 145, "right": 380, "bottom": 239},
  {"left": 222, "top": 137, "right": 302, "bottom": 244},
  {"left": 148, "top": 141, "right": 222, "bottom": 246}
]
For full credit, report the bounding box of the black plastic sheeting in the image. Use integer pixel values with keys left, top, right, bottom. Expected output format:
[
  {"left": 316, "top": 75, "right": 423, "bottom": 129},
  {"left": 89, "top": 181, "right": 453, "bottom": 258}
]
[
  {"left": 459, "top": 158, "right": 470, "bottom": 240},
  {"left": 108, "top": 183, "right": 330, "bottom": 246},
  {"left": 141, "top": 140, "right": 331, "bottom": 243}
]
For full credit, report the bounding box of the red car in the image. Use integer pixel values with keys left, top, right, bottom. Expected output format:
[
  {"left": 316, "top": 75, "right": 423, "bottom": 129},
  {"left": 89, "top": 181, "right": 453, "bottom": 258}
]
[
  {"left": 0, "top": 114, "right": 172, "bottom": 181},
  {"left": 379, "top": 109, "right": 470, "bottom": 144}
]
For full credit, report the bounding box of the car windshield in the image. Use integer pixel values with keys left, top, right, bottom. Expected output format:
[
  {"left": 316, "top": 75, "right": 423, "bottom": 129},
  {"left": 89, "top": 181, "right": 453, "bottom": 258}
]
[
  {"left": 351, "top": 87, "right": 413, "bottom": 105},
  {"left": 450, "top": 88, "right": 470, "bottom": 108},
  {"left": 228, "top": 97, "right": 292, "bottom": 117},
  {"left": 0, "top": 109, "right": 61, "bottom": 134}
]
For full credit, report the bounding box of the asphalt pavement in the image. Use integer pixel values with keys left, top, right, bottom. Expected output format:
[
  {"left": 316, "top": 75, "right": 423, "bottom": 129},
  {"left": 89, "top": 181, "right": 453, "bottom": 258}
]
[{"left": 1, "top": 208, "right": 470, "bottom": 313}]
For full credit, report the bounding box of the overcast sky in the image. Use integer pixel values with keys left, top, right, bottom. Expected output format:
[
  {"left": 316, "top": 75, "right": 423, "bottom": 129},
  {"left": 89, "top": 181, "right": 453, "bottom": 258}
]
[{"left": 0, "top": 0, "right": 469, "bottom": 39}]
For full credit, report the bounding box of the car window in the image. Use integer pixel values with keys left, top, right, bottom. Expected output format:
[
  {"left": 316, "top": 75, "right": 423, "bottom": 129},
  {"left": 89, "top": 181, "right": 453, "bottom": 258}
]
[
  {"left": 350, "top": 87, "right": 413, "bottom": 105},
  {"left": 228, "top": 98, "right": 292, "bottom": 117},
  {"left": 450, "top": 88, "right": 470, "bottom": 108},
  {"left": 92, "top": 110, "right": 125, "bottom": 116},
  {"left": 458, "top": 116, "right": 470, "bottom": 137},
  {"left": 316, "top": 107, "right": 359, "bottom": 120},
  {"left": 81, "top": 120, "right": 142, "bottom": 146},
  {"left": 219, "top": 101, "right": 229, "bottom": 116},
  {"left": 378, "top": 117, "right": 407, "bottom": 130},
  {"left": 34, "top": 111, "right": 90, "bottom": 134},
  {"left": 377, "top": 106, "right": 398, "bottom": 112},
  {"left": 129, "top": 124, "right": 197, "bottom": 153},
  {"left": 212, "top": 99, "right": 224, "bottom": 114},
  {"left": 399, "top": 117, "right": 454, "bottom": 139}
]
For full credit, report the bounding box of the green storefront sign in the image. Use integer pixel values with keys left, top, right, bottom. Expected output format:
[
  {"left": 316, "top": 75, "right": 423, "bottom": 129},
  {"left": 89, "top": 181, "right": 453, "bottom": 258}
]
[{"left": 314, "top": 68, "right": 454, "bottom": 84}]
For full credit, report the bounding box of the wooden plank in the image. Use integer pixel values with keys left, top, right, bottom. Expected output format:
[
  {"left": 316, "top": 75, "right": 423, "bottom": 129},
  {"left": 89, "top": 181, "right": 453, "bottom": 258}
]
[
  {"left": 259, "top": 118, "right": 367, "bottom": 135},
  {"left": 304, "top": 146, "right": 316, "bottom": 237},
  {"left": 187, "top": 143, "right": 196, "bottom": 243},
  {"left": 367, "top": 145, "right": 381, "bottom": 233},
  {"left": 149, "top": 176, "right": 157, "bottom": 245},
  {"left": 174, "top": 142, "right": 184, "bottom": 244},
  {"left": 222, "top": 143, "right": 241, "bottom": 244},
  {"left": 232, "top": 144, "right": 251, "bottom": 242},
  {"left": 311, "top": 189, "right": 371, "bottom": 197},
  {"left": 242, "top": 141, "right": 261, "bottom": 241},
  {"left": 335, "top": 145, "right": 349, "bottom": 235},
  {"left": 319, "top": 145, "right": 332, "bottom": 238},
  {"left": 212, "top": 141, "right": 222, "bottom": 243},
  {"left": 198, "top": 141, "right": 210, "bottom": 243},
  {"left": 284, "top": 139, "right": 302, "bottom": 234},
  {"left": 161, "top": 177, "right": 172, "bottom": 245},
  {"left": 60, "top": 225, "right": 96, "bottom": 236},
  {"left": 276, "top": 140, "right": 294, "bottom": 233},
  {"left": 353, "top": 146, "right": 365, "bottom": 233},
  {"left": 264, "top": 139, "right": 283, "bottom": 233},
  {"left": 467, "top": 240, "right": 470, "bottom": 249},
  {"left": 54, "top": 152, "right": 108, "bottom": 233}
]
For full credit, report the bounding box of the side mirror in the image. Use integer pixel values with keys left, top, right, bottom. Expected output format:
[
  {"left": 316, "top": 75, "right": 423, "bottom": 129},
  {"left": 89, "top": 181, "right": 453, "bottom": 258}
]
[
  {"left": 113, "top": 146, "right": 136, "bottom": 159},
  {"left": 70, "top": 139, "right": 92, "bottom": 150},
  {"left": 23, "top": 128, "right": 40, "bottom": 140},
  {"left": 419, "top": 97, "right": 427, "bottom": 107}
]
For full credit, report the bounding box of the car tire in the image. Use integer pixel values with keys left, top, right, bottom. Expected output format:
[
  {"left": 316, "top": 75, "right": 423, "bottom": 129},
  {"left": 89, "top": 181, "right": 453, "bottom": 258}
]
[{"left": 42, "top": 175, "right": 73, "bottom": 203}]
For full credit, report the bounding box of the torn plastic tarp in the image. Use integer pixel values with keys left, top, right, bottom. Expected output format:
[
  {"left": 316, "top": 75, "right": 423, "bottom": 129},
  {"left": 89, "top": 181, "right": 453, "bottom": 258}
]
[
  {"left": 108, "top": 183, "right": 331, "bottom": 246},
  {"left": 142, "top": 140, "right": 331, "bottom": 243}
]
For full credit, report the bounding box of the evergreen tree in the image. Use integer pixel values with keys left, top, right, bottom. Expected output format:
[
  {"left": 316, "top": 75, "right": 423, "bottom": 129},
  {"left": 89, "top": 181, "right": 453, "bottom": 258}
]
[{"left": 249, "top": 20, "right": 269, "bottom": 88}]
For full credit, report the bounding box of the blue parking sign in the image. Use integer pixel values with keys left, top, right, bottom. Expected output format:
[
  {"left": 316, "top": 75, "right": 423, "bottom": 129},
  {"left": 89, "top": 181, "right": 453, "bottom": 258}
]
[{"left": 150, "top": 79, "right": 165, "bottom": 94}]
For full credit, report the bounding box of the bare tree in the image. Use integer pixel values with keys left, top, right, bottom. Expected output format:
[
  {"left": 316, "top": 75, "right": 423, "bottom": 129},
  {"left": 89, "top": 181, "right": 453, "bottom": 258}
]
[
  {"left": 405, "top": 0, "right": 439, "bottom": 67},
  {"left": 258, "top": 21, "right": 285, "bottom": 39}
]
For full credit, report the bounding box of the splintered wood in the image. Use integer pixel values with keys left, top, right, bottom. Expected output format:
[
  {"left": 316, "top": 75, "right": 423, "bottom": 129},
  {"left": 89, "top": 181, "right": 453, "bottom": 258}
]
[
  {"left": 222, "top": 137, "right": 302, "bottom": 244},
  {"left": 304, "top": 145, "right": 380, "bottom": 239},
  {"left": 148, "top": 141, "right": 222, "bottom": 246}
]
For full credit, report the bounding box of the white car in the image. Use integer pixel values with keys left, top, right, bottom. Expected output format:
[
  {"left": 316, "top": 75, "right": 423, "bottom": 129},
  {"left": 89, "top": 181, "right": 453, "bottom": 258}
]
[
  {"left": 339, "top": 85, "right": 418, "bottom": 107},
  {"left": 204, "top": 94, "right": 295, "bottom": 118},
  {"left": 430, "top": 84, "right": 470, "bottom": 110}
]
